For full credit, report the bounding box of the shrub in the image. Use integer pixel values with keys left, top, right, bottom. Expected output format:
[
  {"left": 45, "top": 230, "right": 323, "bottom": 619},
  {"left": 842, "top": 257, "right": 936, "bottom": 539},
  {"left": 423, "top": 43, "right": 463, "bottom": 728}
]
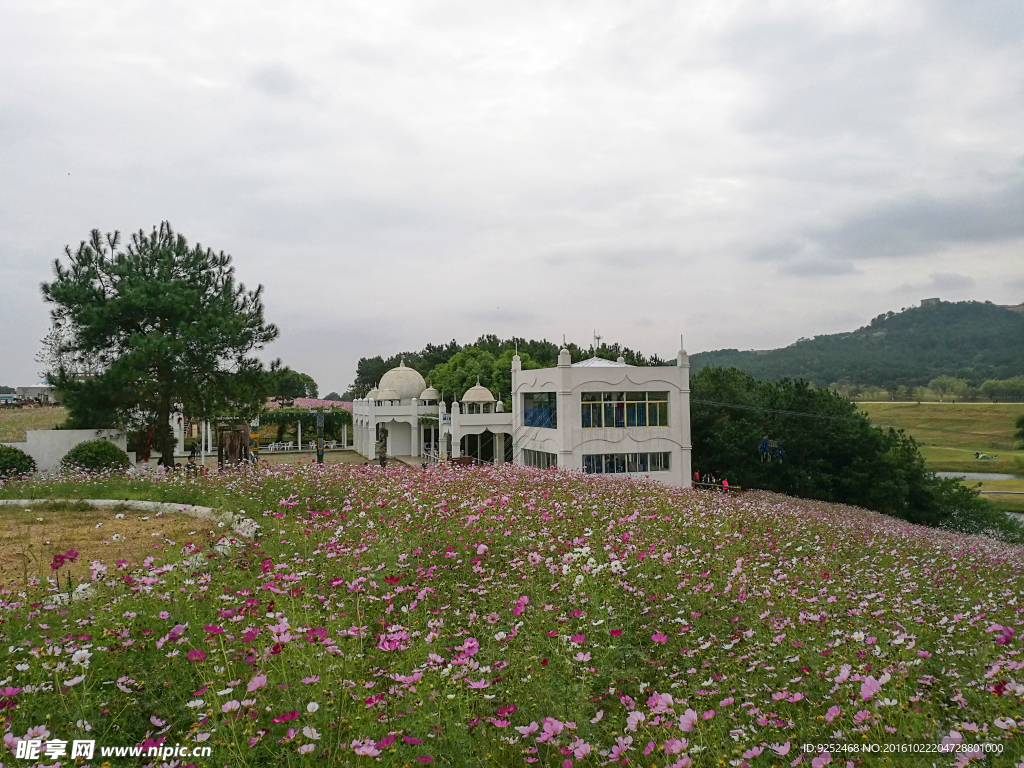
[
  {"left": 0, "top": 444, "right": 36, "bottom": 476},
  {"left": 60, "top": 439, "right": 130, "bottom": 472}
]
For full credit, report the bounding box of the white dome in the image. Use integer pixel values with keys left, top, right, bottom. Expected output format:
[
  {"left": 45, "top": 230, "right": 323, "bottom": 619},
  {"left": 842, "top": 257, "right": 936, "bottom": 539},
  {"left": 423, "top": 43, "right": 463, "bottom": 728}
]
[
  {"left": 376, "top": 387, "right": 401, "bottom": 401},
  {"left": 419, "top": 385, "right": 440, "bottom": 401},
  {"left": 378, "top": 361, "right": 427, "bottom": 401},
  {"left": 366, "top": 388, "right": 379, "bottom": 400},
  {"left": 461, "top": 380, "right": 495, "bottom": 403}
]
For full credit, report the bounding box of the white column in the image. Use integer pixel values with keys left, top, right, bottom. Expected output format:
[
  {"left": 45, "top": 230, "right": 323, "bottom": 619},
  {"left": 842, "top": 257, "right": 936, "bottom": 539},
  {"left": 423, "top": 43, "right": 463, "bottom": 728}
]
[
  {"left": 297, "top": 420, "right": 301, "bottom": 450},
  {"left": 450, "top": 401, "right": 461, "bottom": 458},
  {"left": 411, "top": 398, "right": 420, "bottom": 457},
  {"left": 495, "top": 432, "right": 505, "bottom": 464}
]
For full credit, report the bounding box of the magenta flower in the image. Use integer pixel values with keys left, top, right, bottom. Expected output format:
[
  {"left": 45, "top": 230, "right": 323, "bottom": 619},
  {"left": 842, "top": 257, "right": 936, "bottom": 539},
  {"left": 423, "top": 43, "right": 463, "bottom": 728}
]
[
  {"left": 187, "top": 649, "right": 206, "bottom": 662},
  {"left": 651, "top": 633, "right": 668, "bottom": 644}
]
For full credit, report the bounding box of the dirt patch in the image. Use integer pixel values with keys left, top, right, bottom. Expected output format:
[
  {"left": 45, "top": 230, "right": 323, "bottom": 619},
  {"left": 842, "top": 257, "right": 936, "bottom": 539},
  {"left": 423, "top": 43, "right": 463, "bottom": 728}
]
[{"left": 0, "top": 501, "right": 222, "bottom": 586}]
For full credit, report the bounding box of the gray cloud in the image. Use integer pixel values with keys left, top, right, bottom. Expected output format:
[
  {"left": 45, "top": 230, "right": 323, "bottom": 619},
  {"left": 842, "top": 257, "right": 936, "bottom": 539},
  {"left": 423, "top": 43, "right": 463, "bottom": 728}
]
[{"left": 1, "top": 1, "right": 1023, "bottom": 392}]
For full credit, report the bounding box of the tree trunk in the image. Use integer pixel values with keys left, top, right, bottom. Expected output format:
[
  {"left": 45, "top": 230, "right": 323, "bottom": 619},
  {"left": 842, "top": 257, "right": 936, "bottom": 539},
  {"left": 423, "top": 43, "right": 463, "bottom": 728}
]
[{"left": 155, "top": 396, "right": 175, "bottom": 466}]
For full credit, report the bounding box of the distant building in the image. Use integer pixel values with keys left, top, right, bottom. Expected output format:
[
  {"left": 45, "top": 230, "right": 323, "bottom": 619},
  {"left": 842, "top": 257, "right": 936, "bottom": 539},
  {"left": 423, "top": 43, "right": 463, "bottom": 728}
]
[
  {"left": 352, "top": 341, "right": 693, "bottom": 488},
  {"left": 15, "top": 382, "right": 59, "bottom": 404},
  {"left": 920, "top": 298, "right": 941, "bottom": 307}
]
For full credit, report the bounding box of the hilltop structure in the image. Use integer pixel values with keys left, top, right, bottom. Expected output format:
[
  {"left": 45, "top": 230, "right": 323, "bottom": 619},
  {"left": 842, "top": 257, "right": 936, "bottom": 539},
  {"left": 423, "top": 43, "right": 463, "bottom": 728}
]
[{"left": 352, "top": 341, "right": 692, "bottom": 487}]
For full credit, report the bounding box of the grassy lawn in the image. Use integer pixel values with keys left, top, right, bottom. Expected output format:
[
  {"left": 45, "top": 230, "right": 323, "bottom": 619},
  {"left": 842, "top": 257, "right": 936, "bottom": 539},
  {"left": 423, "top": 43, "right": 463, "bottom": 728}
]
[
  {"left": 859, "top": 402, "right": 1024, "bottom": 474},
  {"left": 0, "top": 500, "right": 220, "bottom": 585},
  {"left": 0, "top": 406, "right": 66, "bottom": 443}
]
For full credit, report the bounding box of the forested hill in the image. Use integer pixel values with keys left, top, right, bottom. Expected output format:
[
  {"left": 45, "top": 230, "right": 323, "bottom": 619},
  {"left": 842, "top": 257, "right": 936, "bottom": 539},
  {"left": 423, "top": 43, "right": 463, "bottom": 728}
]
[{"left": 691, "top": 300, "right": 1024, "bottom": 388}]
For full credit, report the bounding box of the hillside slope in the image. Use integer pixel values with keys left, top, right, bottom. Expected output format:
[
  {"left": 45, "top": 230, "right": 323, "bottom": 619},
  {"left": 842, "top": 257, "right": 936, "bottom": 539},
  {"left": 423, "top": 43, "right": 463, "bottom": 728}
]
[{"left": 691, "top": 300, "right": 1024, "bottom": 388}]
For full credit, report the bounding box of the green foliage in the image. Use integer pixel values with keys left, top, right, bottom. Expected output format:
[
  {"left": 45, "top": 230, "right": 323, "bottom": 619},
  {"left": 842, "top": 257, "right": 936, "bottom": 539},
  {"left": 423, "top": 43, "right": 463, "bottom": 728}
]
[
  {"left": 692, "top": 366, "right": 1018, "bottom": 539},
  {"left": 692, "top": 300, "right": 1024, "bottom": 390},
  {"left": 323, "top": 391, "right": 342, "bottom": 401},
  {"left": 260, "top": 408, "right": 352, "bottom": 441},
  {"left": 928, "top": 376, "right": 969, "bottom": 399},
  {"left": 0, "top": 444, "right": 36, "bottom": 476},
  {"left": 268, "top": 366, "right": 318, "bottom": 399},
  {"left": 979, "top": 376, "right": 1024, "bottom": 402},
  {"left": 349, "top": 335, "right": 667, "bottom": 397},
  {"left": 60, "top": 439, "right": 131, "bottom": 472},
  {"left": 40, "top": 223, "right": 279, "bottom": 463},
  {"left": 1015, "top": 414, "right": 1024, "bottom": 442},
  {"left": 0, "top": 385, "right": 14, "bottom": 394}
]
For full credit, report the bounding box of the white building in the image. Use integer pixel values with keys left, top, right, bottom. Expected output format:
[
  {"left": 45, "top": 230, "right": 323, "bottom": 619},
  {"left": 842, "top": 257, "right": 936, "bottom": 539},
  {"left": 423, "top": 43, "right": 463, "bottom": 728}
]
[{"left": 352, "top": 341, "right": 692, "bottom": 487}]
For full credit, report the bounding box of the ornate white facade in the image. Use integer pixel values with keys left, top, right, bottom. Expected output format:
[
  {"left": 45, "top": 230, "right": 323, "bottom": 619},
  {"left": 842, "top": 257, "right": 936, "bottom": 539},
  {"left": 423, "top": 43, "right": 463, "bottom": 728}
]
[{"left": 352, "top": 343, "right": 692, "bottom": 487}]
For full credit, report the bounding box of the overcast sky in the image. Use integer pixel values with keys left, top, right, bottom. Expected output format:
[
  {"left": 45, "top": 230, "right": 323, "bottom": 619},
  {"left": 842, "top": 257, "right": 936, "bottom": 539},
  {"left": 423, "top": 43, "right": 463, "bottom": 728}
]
[{"left": 2, "top": 0, "right": 1022, "bottom": 394}]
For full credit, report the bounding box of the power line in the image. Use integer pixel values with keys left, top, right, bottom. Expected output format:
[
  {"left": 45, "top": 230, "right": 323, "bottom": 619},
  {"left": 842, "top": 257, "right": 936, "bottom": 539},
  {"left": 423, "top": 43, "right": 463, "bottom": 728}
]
[{"left": 691, "top": 398, "right": 1016, "bottom": 440}]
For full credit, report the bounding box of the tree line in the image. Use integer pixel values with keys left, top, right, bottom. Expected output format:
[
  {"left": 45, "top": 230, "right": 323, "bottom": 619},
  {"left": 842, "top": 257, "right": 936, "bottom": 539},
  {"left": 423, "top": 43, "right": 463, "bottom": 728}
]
[{"left": 691, "top": 300, "right": 1024, "bottom": 392}]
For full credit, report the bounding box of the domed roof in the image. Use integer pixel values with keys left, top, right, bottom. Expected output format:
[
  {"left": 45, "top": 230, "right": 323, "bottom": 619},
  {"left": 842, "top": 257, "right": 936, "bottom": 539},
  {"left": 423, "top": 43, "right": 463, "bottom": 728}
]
[
  {"left": 461, "top": 378, "right": 495, "bottom": 403},
  {"left": 375, "top": 387, "right": 400, "bottom": 401},
  {"left": 419, "top": 385, "right": 441, "bottom": 401},
  {"left": 378, "top": 360, "right": 427, "bottom": 401},
  {"left": 366, "top": 387, "right": 379, "bottom": 400}
]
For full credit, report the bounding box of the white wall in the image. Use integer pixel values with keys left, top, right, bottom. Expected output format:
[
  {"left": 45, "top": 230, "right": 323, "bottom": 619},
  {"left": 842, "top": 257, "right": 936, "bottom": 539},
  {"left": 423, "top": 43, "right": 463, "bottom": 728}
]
[{"left": 2, "top": 429, "right": 130, "bottom": 472}]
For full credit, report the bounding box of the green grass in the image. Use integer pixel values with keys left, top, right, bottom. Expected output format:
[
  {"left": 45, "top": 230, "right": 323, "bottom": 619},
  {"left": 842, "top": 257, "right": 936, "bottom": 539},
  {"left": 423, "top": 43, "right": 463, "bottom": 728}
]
[
  {"left": 0, "top": 406, "right": 67, "bottom": 443},
  {"left": 860, "top": 402, "right": 1024, "bottom": 473}
]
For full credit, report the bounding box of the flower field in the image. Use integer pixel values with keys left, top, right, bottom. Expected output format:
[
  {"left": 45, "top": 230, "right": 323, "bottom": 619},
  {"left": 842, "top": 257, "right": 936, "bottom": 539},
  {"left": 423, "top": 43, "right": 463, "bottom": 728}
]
[{"left": 1, "top": 464, "right": 1023, "bottom": 767}]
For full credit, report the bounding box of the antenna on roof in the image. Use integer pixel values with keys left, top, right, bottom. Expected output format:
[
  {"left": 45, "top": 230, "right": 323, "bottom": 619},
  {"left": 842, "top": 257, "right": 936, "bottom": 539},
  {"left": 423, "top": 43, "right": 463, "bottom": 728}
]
[
  {"left": 594, "top": 329, "right": 602, "bottom": 350},
  {"left": 562, "top": 333, "right": 567, "bottom": 347}
]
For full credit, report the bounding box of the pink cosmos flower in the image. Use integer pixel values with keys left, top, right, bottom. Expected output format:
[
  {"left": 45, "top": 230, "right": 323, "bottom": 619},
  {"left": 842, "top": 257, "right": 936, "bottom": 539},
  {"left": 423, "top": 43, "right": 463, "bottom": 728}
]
[
  {"left": 404, "top": 736, "right": 424, "bottom": 744},
  {"left": 187, "top": 649, "right": 206, "bottom": 663},
  {"left": 647, "top": 692, "right": 674, "bottom": 713},
  {"left": 222, "top": 700, "right": 240, "bottom": 713},
  {"left": 771, "top": 741, "right": 792, "bottom": 756},
  {"left": 415, "top": 758, "right": 433, "bottom": 764},
  {"left": 590, "top": 710, "right": 604, "bottom": 724},
  {"left": 467, "top": 679, "right": 490, "bottom": 689},
  {"left": 516, "top": 722, "right": 539, "bottom": 736},
  {"left": 569, "top": 738, "right": 591, "bottom": 758},
  {"left": 664, "top": 738, "right": 687, "bottom": 754},
  {"left": 652, "top": 633, "right": 669, "bottom": 644},
  {"left": 609, "top": 736, "right": 634, "bottom": 761},
  {"left": 811, "top": 751, "right": 831, "bottom": 768},
  {"left": 679, "top": 708, "right": 698, "bottom": 732},
  {"left": 248, "top": 674, "right": 267, "bottom": 692},
  {"left": 743, "top": 746, "right": 765, "bottom": 759},
  {"left": 625, "top": 711, "right": 645, "bottom": 731},
  {"left": 570, "top": 634, "right": 585, "bottom": 643},
  {"left": 720, "top": 697, "right": 735, "bottom": 707},
  {"left": 610, "top": 629, "right": 623, "bottom": 637},
  {"left": 860, "top": 676, "right": 881, "bottom": 701},
  {"left": 825, "top": 705, "right": 841, "bottom": 723}
]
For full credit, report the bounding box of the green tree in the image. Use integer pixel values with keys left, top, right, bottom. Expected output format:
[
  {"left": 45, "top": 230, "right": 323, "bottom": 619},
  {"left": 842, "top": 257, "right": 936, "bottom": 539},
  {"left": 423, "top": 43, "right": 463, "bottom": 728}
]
[
  {"left": 0, "top": 385, "right": 14, "bottom": 394},
  {"left": 41, "top": 223, "right": 278, "bottom": 463},
  {"left": 323, "top": 391, "right": 342, "bottom": 401},
  {"left": 1015, "top": 414, "right": 1024, "bottom": 442},
  {"left": 691, "top": 366, "right": 1017, "bottom": 537},
  {"left": 928, "top": 376, "right": 967, "bottom": 400},
  {"left": 270, "top": 367, "right": 318, "bottom": 399},
  {"left": 427, "top": 347, "right": 497, "bottom": 401}
]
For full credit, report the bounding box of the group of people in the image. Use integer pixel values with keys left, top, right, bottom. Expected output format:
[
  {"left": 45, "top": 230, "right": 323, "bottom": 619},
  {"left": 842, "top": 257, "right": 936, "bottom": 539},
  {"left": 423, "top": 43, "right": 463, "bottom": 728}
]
[{"left": 694, "top": 470, "right": 730, "bottom": 490}]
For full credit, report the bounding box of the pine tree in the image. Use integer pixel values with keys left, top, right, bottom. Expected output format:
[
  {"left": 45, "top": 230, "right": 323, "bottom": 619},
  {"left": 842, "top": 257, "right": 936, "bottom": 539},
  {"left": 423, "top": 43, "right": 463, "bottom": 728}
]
[{"left": 41, "top": 223, "right": 278, "bottom": 463}]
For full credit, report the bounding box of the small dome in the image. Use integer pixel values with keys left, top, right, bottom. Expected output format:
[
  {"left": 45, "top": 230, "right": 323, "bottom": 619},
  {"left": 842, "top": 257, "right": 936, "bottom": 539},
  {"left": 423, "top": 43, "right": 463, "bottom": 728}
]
[
  {"left": 420, "top": 385, "right": 441, "bottom": 401},
  {"left": 379, "top": 360, "right": 427, "bottom": 401},
  {"left": 376, "top": 387, "right": 400, "bottom": 401},
  {"left": 366, "top": 388, "right": 379, "bottom": 400},
  {"left": 461, "top": 378, "right": 495, "bottom": 403}
]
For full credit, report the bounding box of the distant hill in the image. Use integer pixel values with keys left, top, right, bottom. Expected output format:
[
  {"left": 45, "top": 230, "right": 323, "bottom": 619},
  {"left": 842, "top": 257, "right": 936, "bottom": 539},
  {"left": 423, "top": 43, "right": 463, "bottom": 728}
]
[{"left": 691, "top": 300, "right": 1024, "bottom": 389}]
